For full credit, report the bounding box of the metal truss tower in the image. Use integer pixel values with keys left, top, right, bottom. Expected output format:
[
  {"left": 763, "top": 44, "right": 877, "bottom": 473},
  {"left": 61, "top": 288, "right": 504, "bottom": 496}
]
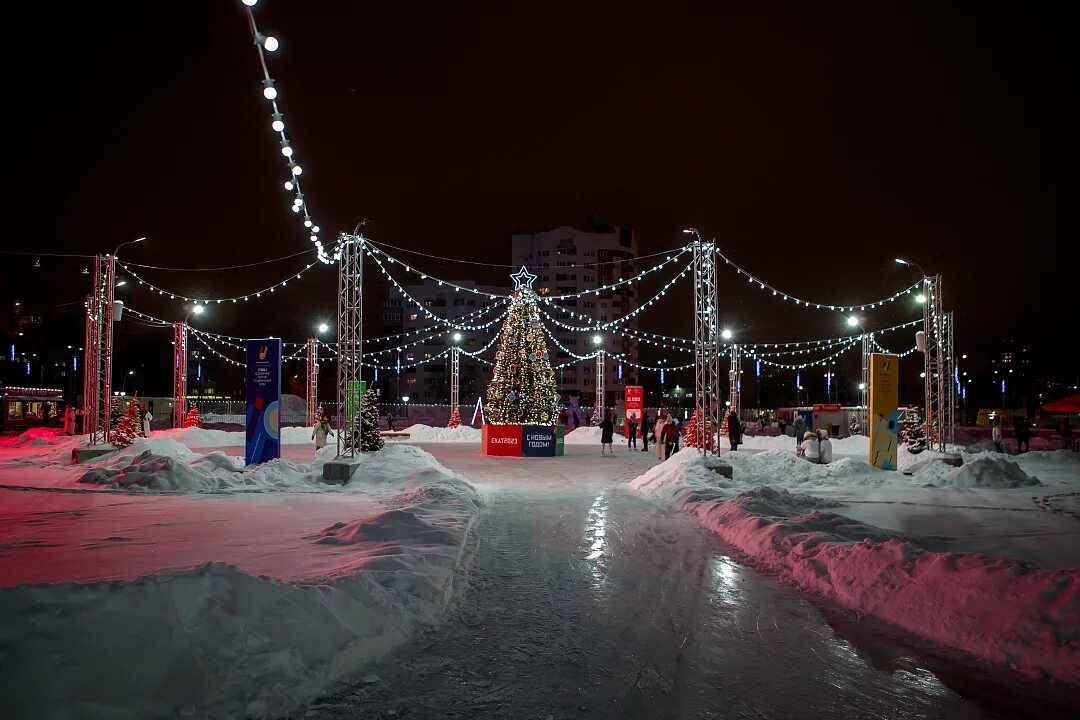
[
  {"left": 306, "top": 337, "right": 319, "bottom": 426},
  {"left": 173, "top": 322, "right": 188, "bottom": 428},
  {"left": 860, "top": 333, "right": 871, "bottom": 432},
  {"left": 691, "top": 232, "right": 720, "bottom": 454},
  {"left": 336, "top": 234, "right": 364, "bottom": 457},
  {"left": 922, "top": 274, "right": 952, "bottom": 451},
  {"left": 728, "top": 344, "right": 742, "bottom": 420},
  {"left": 82, "top": 254, "right": 115, "bottom": 445},
  {"left": 594, "top": 347, "right": 606, "bottom": 421},
  {"left": 449, "top": 343, "right": 461, "bottom": 422}
]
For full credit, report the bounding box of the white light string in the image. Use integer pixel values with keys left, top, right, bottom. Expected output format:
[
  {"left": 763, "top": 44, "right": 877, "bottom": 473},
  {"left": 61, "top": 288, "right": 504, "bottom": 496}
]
[
  {"left": 540, "top": 321, "right": 599, "bottom": 361},
  {"left": 188, "top": 330, "right": 247, "bottom": 368},
  {"left": 366, "top": 242, "right": 692, "bottom": 301},
  {"left": 870, "top": 336, "right": 918, "bottom": 358},
  {"left": 714, "top": 247, "right": 922, "bottom": 313},
  {"left": 370, "top": 251, "right": 512, "bottom": 331},
  {"left": 120, "top": 261, "right": 316, "bottom": 305},
  {"left": 365, "top": 237, "right": 689, "bottom": 270},
  {"left": 362, "top": 301, "right": 508, "bottom": 344},
  {"left": 749, "top": 340, "right": 859, "bottom": 370},
  {"left": 541, "top": 261, "right": 694, "bottom": 331},
  {"left": 240, "top": 1, "right": 335, "bottom": 263}
]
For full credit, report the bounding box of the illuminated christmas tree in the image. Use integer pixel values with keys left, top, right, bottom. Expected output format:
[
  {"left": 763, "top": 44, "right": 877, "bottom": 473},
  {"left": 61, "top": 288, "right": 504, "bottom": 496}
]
[
  {"left": 485, "top": 266, "right": 559, "bottom": 425},
  {"left": 111, "top": 398, "right": 146, "bottom": 448},
  {"left": 447, "top": 408, "right": 461, "bottom": 428},
  {"left": 184, "top": 403, "right": 204, "bottom": 428},
  {"left": 681, "top": 410, "right": 714, "bottom": 450},
  {"left": 360, "top": 388, "right": 384, "bottom": 452}
]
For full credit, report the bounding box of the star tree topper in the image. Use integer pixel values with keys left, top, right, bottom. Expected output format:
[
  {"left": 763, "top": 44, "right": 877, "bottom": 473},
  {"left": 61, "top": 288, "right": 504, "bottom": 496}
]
[{"left": 511, "top": 265, "right": 537, "bottom": 290}]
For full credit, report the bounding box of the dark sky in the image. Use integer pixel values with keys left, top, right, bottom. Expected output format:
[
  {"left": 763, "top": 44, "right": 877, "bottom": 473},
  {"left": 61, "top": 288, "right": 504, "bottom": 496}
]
[{"left": 4, "top": 1, "right": 1076, "bottom": 400}]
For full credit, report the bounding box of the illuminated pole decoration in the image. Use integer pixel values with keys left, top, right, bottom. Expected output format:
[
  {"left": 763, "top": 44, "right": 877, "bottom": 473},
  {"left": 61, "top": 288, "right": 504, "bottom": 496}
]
[
  {"left": 336, "top": 230, "right": 365, "bottom": 457},
  {"left": 448, "top": 332, "right": 462, "bottom": 428},
  {"left": 485, "top": 266, "right": 559, "bottom": 425},
  {"left": 306, "top": 336, "right": 319, "bottom": 426},
  {"left": 593, "top": 334, "right": 605, "bottom": 423},
  {"left": 727, "top": 332, "right": 740, "bottom": 422},
  {"left": 688, "top": 229, "right": 720, "bottom": 453},
  {"left": 173, "top": 304, "right": 204, "bottom": 428}
]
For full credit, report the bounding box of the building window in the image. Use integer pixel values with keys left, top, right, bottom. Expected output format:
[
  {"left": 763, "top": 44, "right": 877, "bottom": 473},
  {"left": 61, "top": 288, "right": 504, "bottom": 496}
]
[{"left": 409, "top": 313, "right": 418, "bottom": 321}]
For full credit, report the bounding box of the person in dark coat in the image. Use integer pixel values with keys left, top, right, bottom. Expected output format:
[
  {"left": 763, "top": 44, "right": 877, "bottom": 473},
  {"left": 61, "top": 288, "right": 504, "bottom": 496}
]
[
  {"left": 793, "top": 415, "right": 806, "bottom": 448},
  {"left": 1013, "top": 416, "right": 1031, "bottom": 453},
  {"left": 640, "top": 413, "right": 651, "bottom": 452},
  {"left": 600, "top": 412, "right": 614, "bottom": 455},
  {"left": 728, "top": 410, "right": 744, "bottom": 451},
  {"left": 627, "top": 415, "right": 638, "bottom": 450},
  {"left": 779, "top": 418, "right": 787, "bottom": 436}
]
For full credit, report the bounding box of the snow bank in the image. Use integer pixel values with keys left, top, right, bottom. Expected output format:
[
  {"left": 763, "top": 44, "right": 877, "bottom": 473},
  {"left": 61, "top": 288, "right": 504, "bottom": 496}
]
[
  {"left": 157, "top": 425, "right": 313, "bottom": 448},
  {"left": 632, "top": 449, "right": 1080, "bottom": 685},
  {"left": 564, "top": 426, "right": 624, "bottom": 444},
  {"left": 2, "top": 445, "right": 483, "bottom": 719},
  {"left": 393, "top": 423, "right": 482, "bottom": 443},
  {"left": 0, "top": 427, "right": 70, "bottom": 447},
  {"left": 931, "top": 456, "right": 1041, "bottom": 489}
]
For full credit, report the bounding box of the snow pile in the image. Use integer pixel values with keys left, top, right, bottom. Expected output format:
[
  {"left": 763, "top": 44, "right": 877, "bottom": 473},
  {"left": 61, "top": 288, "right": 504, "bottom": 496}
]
[
  {"left": 393, "top": 423, "right": 482, "bottom": 443},
  {"left": 631, "top": 449, "right": 1080, "bottom": 684},
  {"left": 2, "top": 445, "right": 483, "bottom": 719},
  {"left": 564, "top": 426, "right": 624, "bottom": 444},
  {"left": 0, "top": 427, "right": 70, "bottom": 447},
  {"left": 930, "top": 456, "right": 1041, "bottom": 489},
  {"left": 157, "top": 425, "right": 313, "bottom": 448}
]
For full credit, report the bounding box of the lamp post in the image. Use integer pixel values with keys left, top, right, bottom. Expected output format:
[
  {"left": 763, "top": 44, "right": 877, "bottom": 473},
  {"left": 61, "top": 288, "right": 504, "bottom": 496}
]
[
  {"left": 402, "top": 395, "right": 410, "bottom": 418},
  {"left": 307, "top": 322, "right": 329, "bottom": 426},
  {"left": 172, "top": 304, "right": 204, "bottom": 428},
  {"left": 450, "top": 332, "right": 462, "bottom": 425}
]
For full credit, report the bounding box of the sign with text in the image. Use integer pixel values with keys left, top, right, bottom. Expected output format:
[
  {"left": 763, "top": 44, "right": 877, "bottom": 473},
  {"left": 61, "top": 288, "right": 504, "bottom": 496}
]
[
  {"left": 625, "top": 385, "right": 643, "bottom": 438},
  {"left": 482, "top": 423, "right": 521, "bottom": 456},
  {"left": 812, "top": 403, "right": 841, "bottom": 412},
  {"left": 345, "top": 380, "right": 366, "bottom": 424},
  {"left": 521, "top": 425, "right": 557, "bottom": 457},
  {"left": 869, "top": 353, "right": 899, "bottom": 470},
  {"left": 245, "top": 338, "right": 282, "bottom": 465}
]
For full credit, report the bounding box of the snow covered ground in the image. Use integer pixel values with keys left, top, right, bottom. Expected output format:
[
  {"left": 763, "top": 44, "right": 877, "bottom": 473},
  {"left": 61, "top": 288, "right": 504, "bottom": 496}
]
[
  {"left": 388, "top": 423, "right": 482, "bottom": 443},
  {"left": 0, "top": 429, "right": 482, "bottom": 719},
  {"left": 630, "top": 438, "right": 1080, "bottom": 685}
]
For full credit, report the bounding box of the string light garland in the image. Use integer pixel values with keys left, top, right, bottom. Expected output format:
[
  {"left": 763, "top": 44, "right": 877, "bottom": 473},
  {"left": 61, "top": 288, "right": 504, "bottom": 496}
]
[
  {"left": 121, "top": 247, "right": 317, "bottom": 273},
  {"left": 714, "top": 247, "right": 922, "bottom": 313},
  {"left": 748, "top": 340, "right": 860, "bottom": 370},
  {"left": 365, "top": 237, "right": 690, "bottom": 269},
  {"left": 239, "top": 1, "right": 335, "bottom": 263},
  {"left": 188, "top": 330, "right": 246, "bottom": 368},
  {"left": 541, "top": 261, "right": 694, "bottom": 331},
  {"left": 120, "top": 260, "right": 316, "bottom": 305}
]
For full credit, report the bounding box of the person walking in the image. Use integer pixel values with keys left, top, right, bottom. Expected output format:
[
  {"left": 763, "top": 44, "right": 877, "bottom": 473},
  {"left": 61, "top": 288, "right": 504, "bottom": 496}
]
[
  {"left": 727, "top": 410, "right": 744, "bottom": 451},
  {"left": 661, "top": 415, "right": 678, "bottom": 459},
  {"left": 312, "top": 412, "right": 334, "bottom": 451},
  {"left": 674, "top": 417, "right": 683, "bottom": 452},
  {"left": 386, "top": 412, "right": 395, "bottom": 431},
  {"left": 654, "top": 413, "right": 668, "bottom": 460},
  {"left": 793, "top": 415, "right": 806, "bottom": 448},
  {"left": 640, "top": 412, "right": 651, "bottom": 452},
  {"left": 600, "top": 412, "right": 614, "bottom": 455},
  {"left": 1014, "top": 416, "right": 1031, "bottom": 454},
  {"left": 63, "top": 406, "right": 76, "bottom": 436},
  {"left": 627, "top": 415, "right": 638, "bottom": 451},
  {"left": 779, "top": 418, "right": 787, "bottom": 437},
  {"left": 992, "top": 419, "right": 1004, "bottom": 453}
]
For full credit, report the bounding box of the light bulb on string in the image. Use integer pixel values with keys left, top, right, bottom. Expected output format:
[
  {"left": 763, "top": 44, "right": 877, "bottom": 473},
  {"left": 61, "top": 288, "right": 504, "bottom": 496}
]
[
  {"left": 281, "top": 144, "right": 293, "bottom": 157},
  {"left": 271, "top": 114, "right": 285, "bottom": 133},
  {"left": 284, "top": 181, "right": 294, "bottom": 191},
  {"left": 262, "top": 36, "right": 278, "bottom": 52},
  {"left": 262, "top": 80, "right": 277, "bottom": 100},
  {"left": 303, "top": 219, "right": 312, "bottom": 227},
  {"left": 242, "top": 0, "right": 258, "bottom": 6},
  {"left": 291, "top": 165, "right": 302, "bottom": 176}
]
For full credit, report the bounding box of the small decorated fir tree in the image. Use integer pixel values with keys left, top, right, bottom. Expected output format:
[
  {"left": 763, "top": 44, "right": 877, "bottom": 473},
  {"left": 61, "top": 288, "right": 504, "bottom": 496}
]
[
  {"left": 900, "top": 413, "right": 926, "bottom": 454},
  {"left": 485, "top": 268, "right": 559, "bottom": 425},
  {"left": 360, "top": 388, "right": 384, "bottom": 452},
  {"left": 849, "top": 415, "right": 861, "bottom": 436},
  {"left": 681, "top": 410, "right": 714, "bottom": 450},
  {"left": 184, "top": 403, "right": 204, "bottom": 428},
  {"left": 111, "top": 398, "right": 146, "bottom": 448},
  {"left": 447, "top": 408, "right": 461, "bottom": 428}
]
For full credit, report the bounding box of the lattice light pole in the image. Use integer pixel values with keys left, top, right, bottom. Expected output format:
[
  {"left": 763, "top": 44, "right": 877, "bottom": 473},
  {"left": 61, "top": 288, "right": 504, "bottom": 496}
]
[
  {"left": 306, "top": 337, "right": 319, "bottom": 426},
  {"left": 336, "top": 232, "right": 364, "bottom": 457},
  {"left": 918, "top": 273, "right": 955, "bottom": 451},
  {"left": 688, "top": 229, "right": 720, "bottom": 454},
  {"left": 173, "top": 322, "right": 188, "bottom": 428},
  {"left": 593, "top": 334, "right": 606, "bottom": 423},
  {"left": 449, "top": 332, "right": 462, "bottom": 422},
  {"left": 728, "top": 341, "right": 741, "bottom": 419},
  {"left": 860, "top": 332, "right": 871, "bottom": 432},
  {"left": 82, "top": 253, "right": 114, "bottom": 445}
]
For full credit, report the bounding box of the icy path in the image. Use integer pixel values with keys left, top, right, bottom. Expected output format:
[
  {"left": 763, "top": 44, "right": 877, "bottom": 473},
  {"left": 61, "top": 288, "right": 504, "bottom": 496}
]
[{"left": 295, "top": 445, "right": 1053, "bottom": 719}]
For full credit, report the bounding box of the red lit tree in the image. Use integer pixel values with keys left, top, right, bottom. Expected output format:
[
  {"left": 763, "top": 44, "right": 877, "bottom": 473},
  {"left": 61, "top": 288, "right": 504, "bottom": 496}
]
[
  {"left": 184, "top": 404, "right": 204, "bottom": 428},
  {"left": 681, "top": 410, "right": 714, "bottom": 450},
  {"left": 447, "top": 408, "right": 461, "bottom": 428},
  {"left": 111, "top": 398, "right": 146, "bottom": 448}
]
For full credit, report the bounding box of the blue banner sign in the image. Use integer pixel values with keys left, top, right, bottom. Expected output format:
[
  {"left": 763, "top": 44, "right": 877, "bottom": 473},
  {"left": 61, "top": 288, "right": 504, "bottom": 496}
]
[
  {"left": 521, "top": 425, "right": 557, "bottom": 457},
  {"left": 245, "top": 338, "right": 282, "bottom": 465}
]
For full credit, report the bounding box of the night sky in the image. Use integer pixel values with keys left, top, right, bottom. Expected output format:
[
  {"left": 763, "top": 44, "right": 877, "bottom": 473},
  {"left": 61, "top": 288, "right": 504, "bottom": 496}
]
[{"left": 4, "top": 1, "right": 1076, "bottom": 402}]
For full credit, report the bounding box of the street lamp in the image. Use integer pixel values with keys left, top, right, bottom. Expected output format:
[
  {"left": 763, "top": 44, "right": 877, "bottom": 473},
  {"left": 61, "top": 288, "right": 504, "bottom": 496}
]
[
  {"left": 894, "top": 257, "right": 926, "bottom": 278},
  {"left": 402, "top": 395, "right": 410, "bottom": 418},
  {"left": 847, "top": 315, "right": 860, "bottom": 328},
  {"left": 721, "top": 328, "right": 733, "bottom": 340},
  {"left": 184, "top": 304, "right": 205, "bottom": 324},
  {"left": 317, "top": 322, "right": 329, "bottom": 334}
]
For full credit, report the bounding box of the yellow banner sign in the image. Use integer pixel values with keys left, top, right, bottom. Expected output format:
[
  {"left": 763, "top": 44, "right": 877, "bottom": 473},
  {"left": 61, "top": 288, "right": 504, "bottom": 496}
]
[{"left": 869, "top": 353, "right": 899, "bottom": 469}]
